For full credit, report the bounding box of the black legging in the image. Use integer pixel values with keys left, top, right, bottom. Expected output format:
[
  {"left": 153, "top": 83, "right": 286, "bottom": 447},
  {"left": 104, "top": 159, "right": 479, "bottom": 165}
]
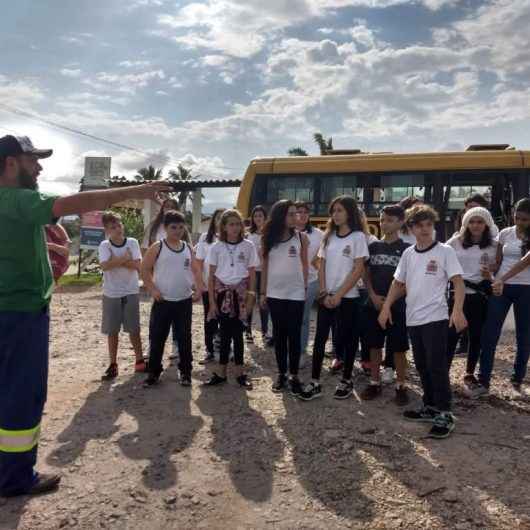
[
  {"left": 267, "top": 298, "right": 304, "bottom": 376},
  {"left": 216, "top": 291, "right": 244, "bottom": 366}
]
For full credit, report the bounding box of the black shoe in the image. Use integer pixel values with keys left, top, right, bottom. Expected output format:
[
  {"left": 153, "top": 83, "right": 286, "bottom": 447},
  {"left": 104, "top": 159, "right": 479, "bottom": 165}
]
[
  {"left": 395, "top": 386, "right": 409, "bottom": 406},
  {"left": 428, "top": 413, "right": 455, "bottom": 439},
  {"left": 143, "top": 373, "right": 160, "bottom": 387},
  {"left": 334, "top": 379, "right": 354, "bottom": 400},
  {"left": 26, "top": 473, "right": 61, "bottom": 496},
  {"left": 403, "top": 406, "right": 437, "bottom": 423},
  {"left": 245, "top": 331, "right": 254, "bottom": 344},
  {"left": 272, "top": 374, "right": 287, "bottom": 393},
  {"left": 298, "top": 381, "right": 322, "bottom": 401},
  {"left": 203, "top": 373, "right": 227, "bottom": 386},
  {"left": 198, "top": 352, "right": 215, "bottom": 365},
  {"left": 236, "top": 374, "right": 253, "bottom": 389},
  {"left": 289, "top": 377, "right": 303, "bottom": 396},
  {"left": 510, "top": 374, "right": 522, "bottom": 391},
  {"left": 180, "top": 373, "right": 192, "bottom": 387},
  {"left": 265, "top": 335, "right": 274, "bottom": 347},
  {"left": 101, "top": 363, "right": 118, "bottom": 381},
  {"left": 360, "top": 383, "right": 382, "bottom": 401}
]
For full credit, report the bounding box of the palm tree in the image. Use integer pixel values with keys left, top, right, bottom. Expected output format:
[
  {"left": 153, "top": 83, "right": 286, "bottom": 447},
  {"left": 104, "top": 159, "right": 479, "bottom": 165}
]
[
  {"left": 168, "top": 164, "right": 195, "bottom": 212},
  {"left": 135, "top": 165, "right": 163, "bottom": 181},
  {"left": 287, "top": 147, "right": 309, "bottom": 156},
  {"left": 313, "top": 133, "right": 333, "bottom": 155}
]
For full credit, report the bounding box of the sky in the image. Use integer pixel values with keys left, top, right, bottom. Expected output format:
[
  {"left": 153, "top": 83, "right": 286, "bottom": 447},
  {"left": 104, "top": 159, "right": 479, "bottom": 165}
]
[{"left": 1, "top": 0, "right": 530, "bottom": 211}]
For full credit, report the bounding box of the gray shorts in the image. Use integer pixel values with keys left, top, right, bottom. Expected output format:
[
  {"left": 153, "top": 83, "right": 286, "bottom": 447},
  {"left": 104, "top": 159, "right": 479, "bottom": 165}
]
[{"left": 101, "top": 294, "right": 141, "bottom": 335}]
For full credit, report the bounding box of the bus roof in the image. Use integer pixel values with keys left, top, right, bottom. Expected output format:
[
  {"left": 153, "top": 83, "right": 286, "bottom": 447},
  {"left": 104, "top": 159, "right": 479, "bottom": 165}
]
[{"left": 246, "top": 150, "right": 530, "bottom": 174}]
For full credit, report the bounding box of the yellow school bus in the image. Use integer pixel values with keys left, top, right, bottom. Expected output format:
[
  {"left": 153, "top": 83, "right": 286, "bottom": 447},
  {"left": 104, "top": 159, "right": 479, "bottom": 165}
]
[{"left": 236, "top": 146, "right": 530, "bottom": 239}]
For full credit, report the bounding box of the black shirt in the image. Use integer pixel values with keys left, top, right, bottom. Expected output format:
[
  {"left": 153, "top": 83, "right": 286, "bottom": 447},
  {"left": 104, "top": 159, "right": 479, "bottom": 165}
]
[{"left": 368, "top": 238, "right": 411, "bottom": 296}]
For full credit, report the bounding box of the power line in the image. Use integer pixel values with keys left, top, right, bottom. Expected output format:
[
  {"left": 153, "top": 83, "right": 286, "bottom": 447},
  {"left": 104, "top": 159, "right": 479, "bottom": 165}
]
[{"left": 0, "top": 102, "right": 246, "bottom": 176}]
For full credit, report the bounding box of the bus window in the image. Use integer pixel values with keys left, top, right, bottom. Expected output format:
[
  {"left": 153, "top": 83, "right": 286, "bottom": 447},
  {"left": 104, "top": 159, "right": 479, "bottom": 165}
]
[
  {"left": 266, "top": 176, "right": 315, "bottom": 204},
  {"left": 318, "top": 174, "right": 359, "bottom": 215},
  {"left": 446, "top": 185, "right": 491, "bottom": 211}
]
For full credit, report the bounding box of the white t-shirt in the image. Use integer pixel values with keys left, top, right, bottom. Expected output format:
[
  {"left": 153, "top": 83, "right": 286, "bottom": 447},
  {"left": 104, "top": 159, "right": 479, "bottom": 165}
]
[
  {"left": 318, "top": 230, "right": 369, "bottom": 298},
  {"left": 357, "top": 234, "right": 379, "bottom": 290},
  {"left": 153, "top": 240, "right": 193, "bottom": 301},
  {"left": 142, "top": 225, "right": 166, "bottom": 249},
  {"left": 266, "top": 233, "right": 306, "bottom": 300},
  {"left": 303, "top": 227, "right": 324, "bottom": 284},
  {"left": 496, "top": 227, "right": 530, "bottom": 285},
  {"left": 98, "top": 238, "right": 142, "bottom": 298},
  {"left": 246, "top": 232, "right": 263, "bottom": 272},
  {"left": 209, "top": 239, "right": 259, "bottom": 286},
  {"left": 195, "top": 234, "right": 217, "bottom": 284},
  {"left": 394, "top": 242, "right": 463, "bottom": 326},
  {"left": 446, "top": 235, "right": 498, "bottom": 294}
]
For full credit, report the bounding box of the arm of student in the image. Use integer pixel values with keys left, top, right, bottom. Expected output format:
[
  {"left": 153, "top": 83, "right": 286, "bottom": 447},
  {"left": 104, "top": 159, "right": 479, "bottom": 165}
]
[
  {"left": 51, "top": 182, "right": 172, "bottom": 218},
  {"left": 123, "top": 258, "right": 142, "bottom": 272},
  {"left": 449, "top": 275, "right": 468, "bottom": 332},
  {"left": 301, "top": 233, "right": 309, "bottom": 290},
  {"left": 195, "top": 259, "right": 207, "bottom": 292},
  {"left": 247, "top": 266, "right": 256, "bottom": 312},
  {"left": 208, "top": 265, "right": 218, "bottom": 319},
  {"left": 492, "top": 250, "right": 530, "bottom": 295},
  {"left": 260, "top": 255, "right": 269, "bottom": 309},
  {"left": 47, "top": 242, "right": 70, "bottom": 257},
  {"left": 364, "top": 267, "right": 385, "bottom": 310},
  {"left": 191, "top": 252, "right": 204, "bottom": 302},
  {"left": 140, "top": 243, "right": 163, "bottom": 301},
  {"left": 378, "top": 280, "right": 406, "bottom": 329}
]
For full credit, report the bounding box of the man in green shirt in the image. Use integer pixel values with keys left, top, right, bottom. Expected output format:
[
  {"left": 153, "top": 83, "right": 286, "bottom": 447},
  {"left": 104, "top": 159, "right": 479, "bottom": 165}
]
[{"left": 0, "top": 135, "right": 170, "bottom": 497}]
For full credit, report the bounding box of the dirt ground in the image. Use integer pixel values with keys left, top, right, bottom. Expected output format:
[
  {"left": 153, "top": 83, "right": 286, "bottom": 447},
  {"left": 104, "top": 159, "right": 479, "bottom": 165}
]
[{"left": 2, "top": 285, "right": 530, "bottom": 530}]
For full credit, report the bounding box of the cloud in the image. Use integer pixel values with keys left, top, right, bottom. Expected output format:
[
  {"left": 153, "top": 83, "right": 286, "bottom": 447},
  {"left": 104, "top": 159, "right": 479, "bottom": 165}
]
[
  {"left": 83, "top": 69, "right": 166, "bottom": 95},
  {"left": 119, "top": 60, "right": 152, "bottom": 68},
  {"left": 60, "top": 68, "right": 82, "bottom": 78},
  {"left": 0, "top": 75, "right": 45, "bottom": 108}
]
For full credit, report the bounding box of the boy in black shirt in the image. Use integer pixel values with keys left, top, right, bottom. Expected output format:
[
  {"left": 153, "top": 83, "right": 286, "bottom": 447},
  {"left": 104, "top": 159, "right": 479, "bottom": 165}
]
[{"left": 361, "top": 205, "right": 410, "bottom": 405}]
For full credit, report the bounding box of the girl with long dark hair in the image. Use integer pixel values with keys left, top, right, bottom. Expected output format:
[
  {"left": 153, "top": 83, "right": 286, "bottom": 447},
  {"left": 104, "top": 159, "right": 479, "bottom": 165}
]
[
  {"left": 298, "top": 196, "right": 368, "bottom": 401},
  {"left": 246, "top": 205, "right": 272, "bottom": 345},
  {"left": 260, "top": 200, "right": 308, "bottom": 394}
]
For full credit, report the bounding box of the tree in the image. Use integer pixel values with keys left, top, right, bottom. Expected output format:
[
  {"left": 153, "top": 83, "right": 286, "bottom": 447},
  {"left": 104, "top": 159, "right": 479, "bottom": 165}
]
[
  {"left": 135, "top": 165, "right": 163, "bottom": 181},
  {"left": 168, "top": 164, "right": 195, "bottom": 212},
  {"left": 313, "top": 132, "right": 333, "bottom": 155},
  {"left": 287, "top": 147, "right": 309, "bottom": 156}
]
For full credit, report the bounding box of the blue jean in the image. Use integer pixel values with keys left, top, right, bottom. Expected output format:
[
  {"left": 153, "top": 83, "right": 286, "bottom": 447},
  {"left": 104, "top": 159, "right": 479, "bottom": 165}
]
[
  {"left": 301, "top": 280, "right": 319, "bottom": 355},
  {"left": 478, "top": 284, "right": 530, "bottom": 388},
  {"left": 0, "top": 308, "right": 49, "bottom": 496}
]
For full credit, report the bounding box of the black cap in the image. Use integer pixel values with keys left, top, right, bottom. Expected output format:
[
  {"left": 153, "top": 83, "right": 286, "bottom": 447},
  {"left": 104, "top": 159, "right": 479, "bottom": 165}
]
[{"left": 0, "top": 135, "right": 53, "bottom": 159}]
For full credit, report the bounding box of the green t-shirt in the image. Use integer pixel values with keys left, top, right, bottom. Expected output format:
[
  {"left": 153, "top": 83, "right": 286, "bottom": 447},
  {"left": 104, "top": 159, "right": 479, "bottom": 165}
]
[{"left": 0, "top": 187, "right": 59, "bottom": 312}]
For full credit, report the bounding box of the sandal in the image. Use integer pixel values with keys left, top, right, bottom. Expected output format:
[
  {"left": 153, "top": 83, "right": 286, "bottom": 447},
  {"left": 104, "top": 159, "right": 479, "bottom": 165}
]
[{"left": 101, "top": 363, "right": 118, "bottom": 381}]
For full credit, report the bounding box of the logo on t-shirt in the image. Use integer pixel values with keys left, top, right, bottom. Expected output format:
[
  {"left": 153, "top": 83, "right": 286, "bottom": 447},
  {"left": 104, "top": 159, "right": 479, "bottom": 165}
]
[
  {"left": 184, "top": 258, "right": 190, "bottom": 268},
  {"left": 288, "top": 245, "right": 297, "bottom": 257},
  {"left": 426, "top": 260, "right": 438, "bottom": 275},
  {"left": 342, "top": 245, "right": 352, "bottom": 257},
  {"left": 237, "top": 251, "right": 246, "bottom": 263}
]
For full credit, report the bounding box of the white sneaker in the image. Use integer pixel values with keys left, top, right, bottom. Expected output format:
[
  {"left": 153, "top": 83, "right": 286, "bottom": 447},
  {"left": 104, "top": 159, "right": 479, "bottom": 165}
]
[{"left": 381, "top": 367, "right": 395, "bottom": 385}]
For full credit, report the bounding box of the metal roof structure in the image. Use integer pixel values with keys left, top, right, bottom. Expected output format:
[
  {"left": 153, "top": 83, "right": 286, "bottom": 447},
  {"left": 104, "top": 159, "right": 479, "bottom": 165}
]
[{"left": 109, "top": 176, "right": 242, "bottom": 191}]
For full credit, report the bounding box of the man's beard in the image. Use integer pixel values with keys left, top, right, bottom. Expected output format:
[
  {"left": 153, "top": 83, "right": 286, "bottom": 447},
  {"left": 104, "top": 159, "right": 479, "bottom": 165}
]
[{"left": 17, "top": 168, "right": 38, "bottom": 190}]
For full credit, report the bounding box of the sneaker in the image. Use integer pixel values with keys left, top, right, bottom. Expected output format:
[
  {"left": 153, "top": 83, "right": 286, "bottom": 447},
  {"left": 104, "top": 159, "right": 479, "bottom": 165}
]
[
  {"left": 381, "top": 367, "right": 395, "bottom": 385},
  {"left": 403, "top": 406, "right": 438, "bottom": 423},
  {"left": 198, "top": 351, "right": 215, "bottom": 365},
  {"left": 101, "top": 363, "right": 118, "bottom": 381},
  {"left": 245, "top": 331, "right": 254, "bottom": 344},
  {"left": 334, "top": 379, "right": 354, "bottom": 400},
  {"left": 265, "top": 335, "right": 274, "bottom": 347},
  {"left": 272, "top": 374, "right": 287, "bottom": 393},
  {"left": 9, "top": 473, "right": 62, "bottom": 497},
  {"left": 203, "top": 373, "right": 227, "bottom": 386},
  {"left": 463, "top": 373, "right": 478, "bottom": 386},
  {"left": 360, "top": 383, "right": 382, "bottom": 401},
  {"left": 395, "top": 386, "right": 409, "bottom": 406},
  {"left": 298, "top": 381, "right": 322, "bottom": 401},
  {"left": 143, "top": 373, "right": 160, "bottom": 387},
  {"left": 289, "top": 377, "right": 303, "bottom": 396},
  {"left": 428, "top": 413, "right": 455, "bottom": 439},
  {"left": 463, "top": 379, "right": 489, "bottom": 399},
  {"left": 180, "top": 373, "right": 192, "bottom": 387},
  {"left": 330, "top": 358, "right": 343, "bottom": 373},
  {"left": 236, "top": 374, "right": 253, "bottom": 389}
]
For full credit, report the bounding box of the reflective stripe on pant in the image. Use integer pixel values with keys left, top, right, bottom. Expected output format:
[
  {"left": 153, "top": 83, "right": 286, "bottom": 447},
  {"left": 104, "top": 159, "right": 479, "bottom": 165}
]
[{"left": 0, "top": 307, "right": 49, "bottom": 496}]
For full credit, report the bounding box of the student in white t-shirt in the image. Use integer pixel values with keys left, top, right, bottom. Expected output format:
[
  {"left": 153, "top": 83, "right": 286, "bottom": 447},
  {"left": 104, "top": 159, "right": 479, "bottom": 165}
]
[
  {"left": 379, "top": 204, "right": 466, "bottom": 439},
  {"left": 142, "top": 211, "right": 203, "bottom": 387},
  {"left": 195, "top": 208, "right": 225, "bottom": 364},
  {"left": 477, "top": 198, "right": 530, "bottom": 394},
  {"left": 203, "top": 209, "right": 259, "bottom": 390},
  {"left": 295, "top": 201, "right": 324, "bottom": 358},
  {"left": 298, "top": 196, "right": 368, "bottom": 402},
  {"left": 98, "top": 211, "right": 145, "bottom": 380},
  {"left": 246, "top": 205, "right": 272, "bottom": 345},
  {"left": 260, "top": 200, "right": 308, "bottom": 394},
  {"left": 445, "top": 207, "right": 498, "bottom": 396}
]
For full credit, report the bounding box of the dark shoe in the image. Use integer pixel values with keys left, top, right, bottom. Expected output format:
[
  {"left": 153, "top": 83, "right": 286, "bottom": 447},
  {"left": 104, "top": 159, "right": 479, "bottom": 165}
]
[
  {"left": 510, "top": 374, "right": 522, "bottom": 391},
  {"left": 395, "top": 386, "right": 409, "bottom": 406},
  {"left": 334, "top": 379, "right": 354, "bottom": 400},
  {"left": 198, "top": 351, "right": 215, "bottom": 365},
  {"left": 245, "top": 331, "right": 254, "bottom": 344},
  {"left": 101, "top": 363, "right": 118, "bottom": 381},
  {"left": 237, "top": 374, "right": 253, "bottom": 389},
  {"left": 360, "top": 384, "right": 382, "bottom": 401},
  {"left": 289, "top": 377, "right": 303, "bottom": 396},
  {"left": 403, "top": 406, "right": 437, "bottom": 423},
  {"left": 428, "top": 413, "right": 455, "bottom": 439},
  {"left": 180, "top": 373, "right": 192, "bottom": 387},
  {"left": 298, "top": 381, "right": 322, "bottom": 401},
  {"left": 272, "top": 374, "right": 287, "bottom": 393},
  {"left": 265, "top": 335, "right": 275, "bottom": 347},
  {"left": 203, "top": 373, "right": 227, "bottom": 386},
  {"left": 463, "top": 379, "right": 489, "bottom": 399},
  {"left": 463, "top": 374, "right": 478, "bottom": 386},
  {"left": 27, "top": 473, "right": 61, "bottom": 496},
  {"left": 143, "top": 373, "right": 160, "bottom": 387}
]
